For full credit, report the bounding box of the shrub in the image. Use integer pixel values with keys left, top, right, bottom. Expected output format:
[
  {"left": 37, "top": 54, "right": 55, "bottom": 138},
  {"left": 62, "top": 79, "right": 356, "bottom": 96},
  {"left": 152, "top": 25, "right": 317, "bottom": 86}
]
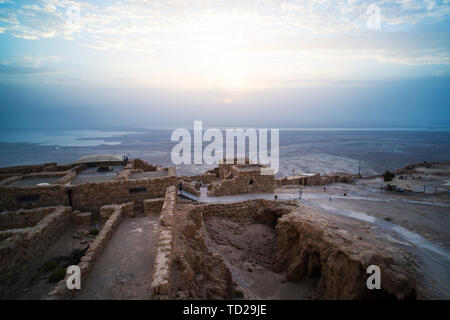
[
  {"left": 48, "top": 268, "right": 67, "bottom": 283},
  {"left": 235, "top": 290, "right": 244, "bottom": 299},
  {"left": 383, "top": 170, "right": 395, "bottom": 182},
  {"left": 247, "top": 268, "right": 253, "bottom": 272},
  {"left": 42, "top": 260, "right": 59, "bottom": 273},
  {"left": 89, "top": 228, "right": 99, "bottom": 236}
]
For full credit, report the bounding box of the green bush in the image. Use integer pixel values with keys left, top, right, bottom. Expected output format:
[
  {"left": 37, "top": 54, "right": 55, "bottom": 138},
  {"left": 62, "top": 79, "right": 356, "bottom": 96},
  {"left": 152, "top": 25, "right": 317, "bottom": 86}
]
[
  {"left": 383, "top": 170, "right": 395, "bottom": 182},
  {"left": 48, "top": 268, "right": 67, "bottom": 283},
  {"left": 235, "top": 290, "right": 244, "bottom": 299},
  {"left": 89, "top": 228, "right": 99, "bottom": 236},
  {"left": 42, "top": 260, "right": 59, "bottom": 273},
  {"left": 247, "top": 268, "right": 253, "bottom": 273}
]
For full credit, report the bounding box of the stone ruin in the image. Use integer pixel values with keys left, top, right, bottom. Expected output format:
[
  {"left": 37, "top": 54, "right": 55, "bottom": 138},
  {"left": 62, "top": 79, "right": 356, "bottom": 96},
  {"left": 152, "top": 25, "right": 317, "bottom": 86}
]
[
  {"left": 177, "top": 157, "right": 355, "bottom": 198},
  {"left": 0, "top": 155, "right": 422, "bottom": 300}
]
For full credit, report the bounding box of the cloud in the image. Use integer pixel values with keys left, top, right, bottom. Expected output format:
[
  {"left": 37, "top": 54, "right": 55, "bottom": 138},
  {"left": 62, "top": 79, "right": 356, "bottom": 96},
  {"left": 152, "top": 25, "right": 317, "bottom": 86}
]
[
  {"left": 0, "top": 0, "right": 449, "bottom": 88},
  {"left": 1, "top": 1, "right": 449, "bottom": 42},
  {"left": 0, "top": 54, "right": 62, "bottom": 75},
  {"left": 0, "top": 64, "right": 51, "bottom": 74}
]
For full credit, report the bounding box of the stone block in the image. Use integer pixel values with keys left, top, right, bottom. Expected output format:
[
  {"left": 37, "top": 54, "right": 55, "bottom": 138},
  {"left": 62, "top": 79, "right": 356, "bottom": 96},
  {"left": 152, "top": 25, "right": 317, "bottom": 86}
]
[{"left": 72, "top": 211, "right": 92, "bottom": 225}]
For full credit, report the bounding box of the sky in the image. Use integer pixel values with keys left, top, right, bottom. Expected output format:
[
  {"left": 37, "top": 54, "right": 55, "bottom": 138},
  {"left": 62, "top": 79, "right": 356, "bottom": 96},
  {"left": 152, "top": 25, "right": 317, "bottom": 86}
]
[{"left": 0, "top": 0, "right": 449, "bottom": 130}]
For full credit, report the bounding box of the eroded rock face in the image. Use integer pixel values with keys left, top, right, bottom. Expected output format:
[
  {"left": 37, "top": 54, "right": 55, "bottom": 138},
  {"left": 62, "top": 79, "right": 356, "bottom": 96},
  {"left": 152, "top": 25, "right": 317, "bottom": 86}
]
[
  {"left": 273, "top": 206, "right": 419, "bottom": 300},
  {"left": 170, "top": 200, "right": 424, "bottom": 300},
  {"left": 172, "top": 207, "right": 233, "bottom": 299}
]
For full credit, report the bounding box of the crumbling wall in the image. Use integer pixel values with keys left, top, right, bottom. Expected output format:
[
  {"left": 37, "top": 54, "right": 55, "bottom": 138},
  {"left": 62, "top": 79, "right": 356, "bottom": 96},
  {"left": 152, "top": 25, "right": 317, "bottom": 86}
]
[
  {"left": 100, "top": 202, "right": 134, "bottom": 221},
  {"left": 319, "top": 173, "right": 354, "bottom": 185},
  {"left": 194, "top": 199, "right": 290, "bottom": 224},
  {"left": 143, "top": 198, "right": 165, "bottom": 216},
  {"left": 0, "top": 207, "right": 56, "bottom": 231},
  {"left": 0, "top": 176, "right": 22, "bottom": 186},
  {"left": 275, "top": 174, "right": 321, "bottom": 187},
  {"left": 151, "top": 186, "right": 177, "bottom": 299},
  {"left": 187, "top": 172, "right": 218, "bottom": 184},
  {"left": 70, "top": 176, "right": 176, "bottom": 213},
  {"left": 132, "top": 158, "right": 158, "bottom": 172},
  {"left": 0, "top": 206, "right": 72, "bottom": 299},
  {"left": 208, "top": 170, "right": 274, "bottom": 196},
  {"left": 0, "top": 162, "right": 58, "bottom": 175},
  {"left": 273, "top": 208, "right": 418, "bottom": 299},
  {"left": 171, "top": 207, "right": 233, "bottom": 300},
  {"left": 0, "top": 184, "right": 69, "bottom": 212},
  {"left": 0, "top": 175, "right": 176, "bottom": 212},
  {"left": 179, "top": 180, "right": 201, "bottom": 196},
  {"left": 171, "top": 200, "right": 293, "bottom": 300}
]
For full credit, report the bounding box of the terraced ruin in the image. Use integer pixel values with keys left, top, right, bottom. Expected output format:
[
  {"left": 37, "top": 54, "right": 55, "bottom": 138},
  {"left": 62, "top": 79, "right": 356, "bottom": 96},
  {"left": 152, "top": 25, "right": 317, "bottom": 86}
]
[{"left": 0, "top": 156, "right": 449, "bottom": 299}]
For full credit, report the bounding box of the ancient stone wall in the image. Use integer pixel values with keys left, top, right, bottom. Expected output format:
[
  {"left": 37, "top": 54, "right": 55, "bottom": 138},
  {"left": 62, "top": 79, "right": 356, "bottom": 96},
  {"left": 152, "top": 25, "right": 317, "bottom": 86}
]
[
  {"left": 131, "top": 158, "right": 158, "bottom": 172},
  {"left": 0, "top": 175, "right": 176, "bottom": 212},
  {"left": 70, "top": 176, "right": 176, "bottom": 213},
  {"left": 0, "top": 162, "right": 58, "bottom": 175},
  {"left": 208, "top": 170, "right": 274, "bottom": 196},
  {"left": 179, "top": 180, "right": 201, "bottom": 196},
  {"left": 0, "top": 206, "right": 72, "bottom": 299},
  {"left": 0, "top": 184, "right": 70, "bottom": 211},
  {"left": 171, "top": 200, "right": 293, "bottom": 299},
  {"left": 151, "top": 186, "right": 177, "bottom": 300},
  {"left": 275, "top": 173, "right": 320, "bottom": 187},
  {"left": 171, "top": 206, "right": 233, "bottom": 299},
  {"left": 0, "top": 207, "right": 56, "bottom": 231},
  {"left": 0, "top": 176, "right": 22, "bottom": 186},
  {"left": 275, "top": 173, "right": 354, "bottom": 187},
  {"left": 318, "top": 173, "right": 354, "bottom": 185},
  {"left": 143, "top": 198, "right": 165, "bottom": 216},
  {"left": 59, "top": 171, "right": 76, "bottom": 184},
  {"left": 187, "top": 172, "right": 218, "bottom": 184},
  {"left": 193, "top": 199, "right": 291, "bottom": 224}
]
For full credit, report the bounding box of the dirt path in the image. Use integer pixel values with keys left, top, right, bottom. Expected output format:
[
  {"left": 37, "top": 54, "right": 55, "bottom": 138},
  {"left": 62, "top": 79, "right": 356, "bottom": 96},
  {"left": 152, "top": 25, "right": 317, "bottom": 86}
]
[{"left": 74, "top": 215, "right": 159, "bottom": 300}]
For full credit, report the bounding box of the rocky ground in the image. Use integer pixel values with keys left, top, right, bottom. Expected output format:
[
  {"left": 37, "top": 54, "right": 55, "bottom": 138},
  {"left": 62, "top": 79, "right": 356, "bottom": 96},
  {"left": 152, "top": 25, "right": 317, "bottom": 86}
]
[
  {"left": 276, "top": 162, "right": 450, "bottom": 250},
  {"left": 204, "top": 216, "right": 318, "bottom": 300}
]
